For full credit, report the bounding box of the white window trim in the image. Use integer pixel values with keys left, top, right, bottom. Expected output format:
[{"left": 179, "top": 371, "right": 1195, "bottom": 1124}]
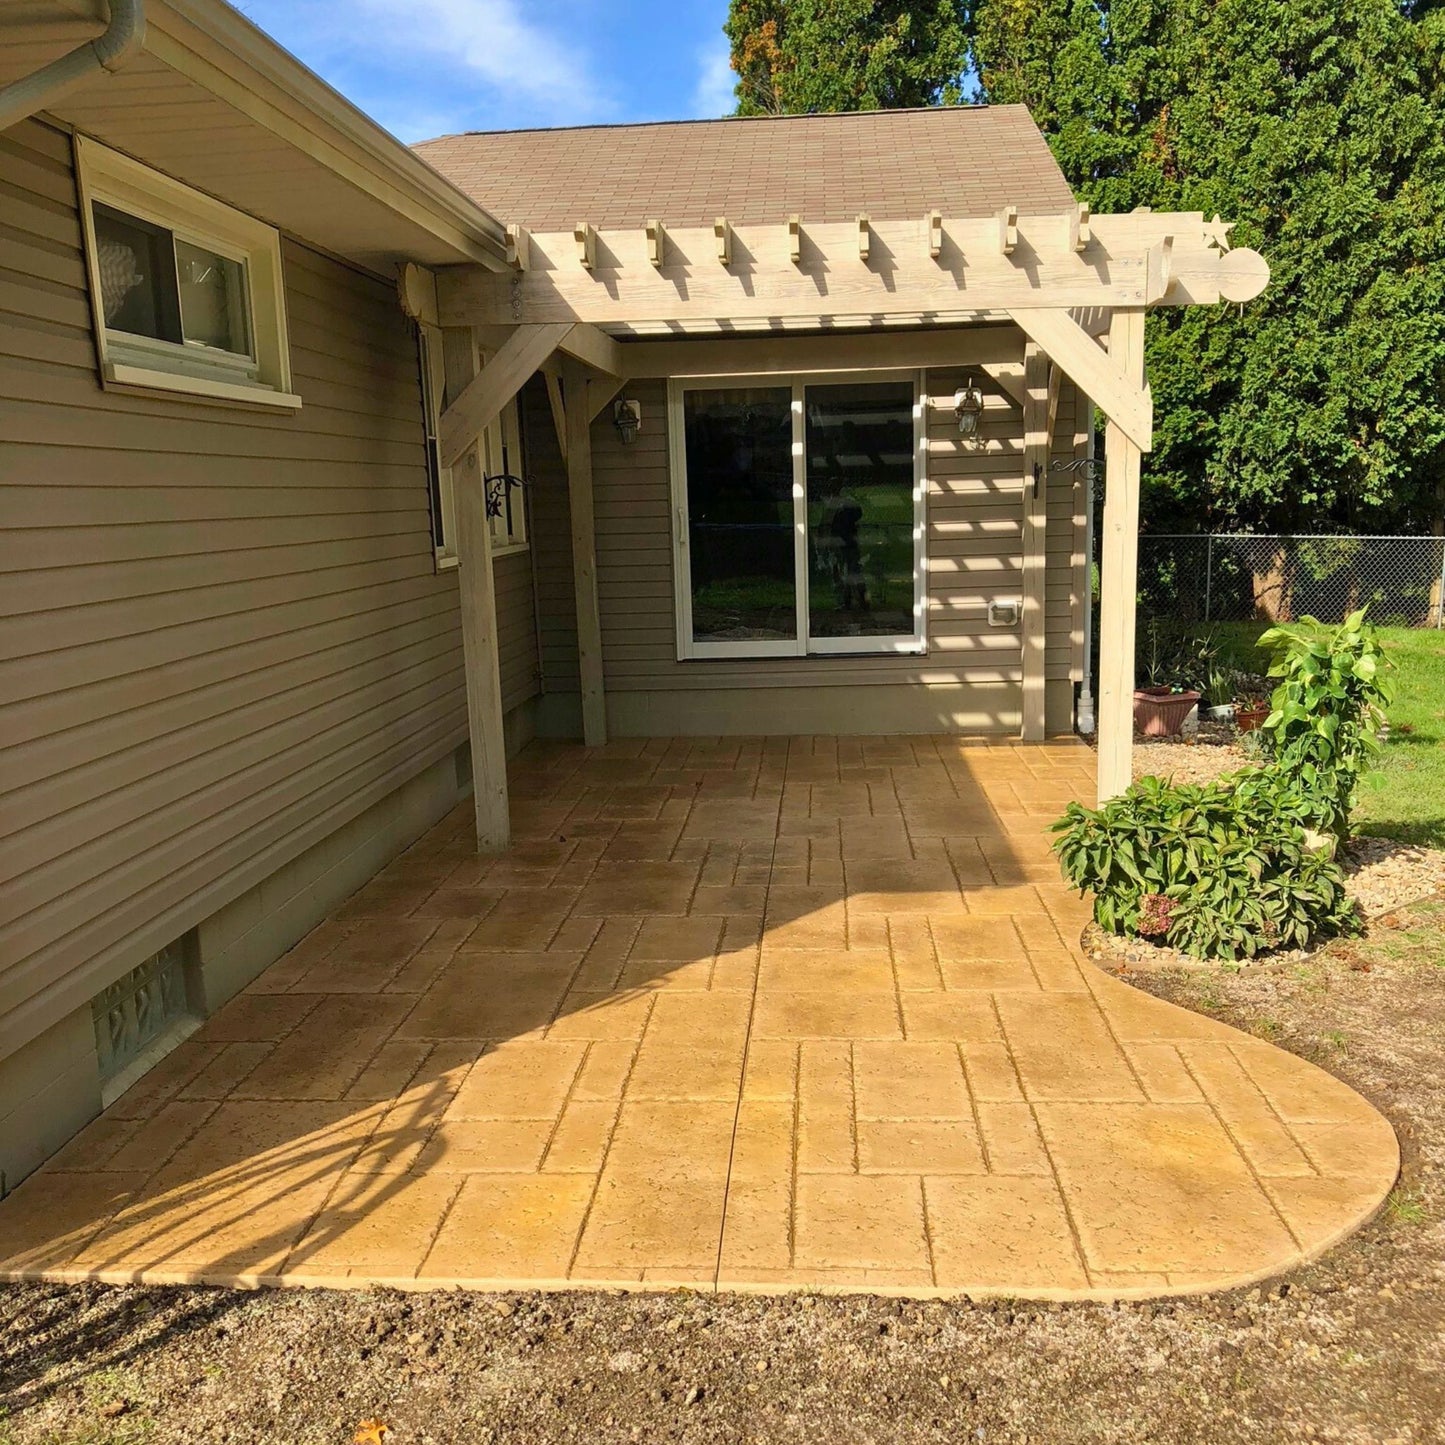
[
  {"left": 418, "top": 325, "right": 458, "bottom": 570},
  {"left": 481, "top": 389, "right": 529, "bottom": 557},
  {"left": 667, "top": 368, "right": 928, "bottom": 661},
  {"left": 418, "top": 325, "right": 529, "bottom": 570},
  {"left": 75, "top": 134, "right": 300, "bottom": 410}
]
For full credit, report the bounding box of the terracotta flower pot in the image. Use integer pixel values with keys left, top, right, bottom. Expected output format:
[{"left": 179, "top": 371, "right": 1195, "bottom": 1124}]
[
  {"left": 1132, "top": 686, "right": 1201, "bottom": 738},
  {"left": 1235, "top": 705, "right": 1270, "bottom": 734}
]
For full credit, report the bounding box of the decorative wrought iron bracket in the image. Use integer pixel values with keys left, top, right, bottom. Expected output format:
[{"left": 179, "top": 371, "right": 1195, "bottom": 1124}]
[{"left": 483, "top": 471, "right": 527, "bottom": 520}]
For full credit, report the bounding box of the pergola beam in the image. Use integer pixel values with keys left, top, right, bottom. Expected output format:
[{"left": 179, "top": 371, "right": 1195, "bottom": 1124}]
[
  {"left": 434, "top": 213, "right": 1267, "bottom": 331},
  {"left": 1096, "top": 309, "right": 1148, "bottom": 801},
  {"left": 617, "top": 324, "right": 1023, "bottom": 379}
]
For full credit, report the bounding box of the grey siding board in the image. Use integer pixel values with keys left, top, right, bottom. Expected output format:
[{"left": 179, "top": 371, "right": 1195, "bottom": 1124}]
[
  {"left": 0, "top": 120, "right": 484, "bottom": 1062},
  {"left": 494, "top": 550, "right": 541, "bottom": 712},
  {"left": 526, "top": 361, "right": 1085, "bottom": 712}
]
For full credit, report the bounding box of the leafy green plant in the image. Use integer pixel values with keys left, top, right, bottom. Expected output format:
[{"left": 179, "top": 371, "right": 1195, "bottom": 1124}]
[
  {"left": 1259, "top": 608, "right": 1392, "bottom": 843},
  {"left": 1138, "top": 619, "right": 1219, "bottom": 694},
  {"left": 1053, "top": 770, "right": 1358, "bottom": 960}
]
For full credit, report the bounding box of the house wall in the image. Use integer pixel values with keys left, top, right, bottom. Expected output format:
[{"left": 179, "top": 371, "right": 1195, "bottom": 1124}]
[
  {"left": 0, "top": 118, "right": 539, "bottom": 1180},
  {"left": 524, "top": 357, "right": 1086, "bottom": 739}
]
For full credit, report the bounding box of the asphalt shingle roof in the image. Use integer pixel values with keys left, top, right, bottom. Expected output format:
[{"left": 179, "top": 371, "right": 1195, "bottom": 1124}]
[{"left": 414, "top": 106, "right": 1075, "bottom": 232}]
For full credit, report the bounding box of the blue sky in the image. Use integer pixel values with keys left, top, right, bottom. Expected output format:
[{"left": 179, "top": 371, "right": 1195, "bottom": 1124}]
[{"left": 231, "top": 0, "right": 737, "bottom": 142}]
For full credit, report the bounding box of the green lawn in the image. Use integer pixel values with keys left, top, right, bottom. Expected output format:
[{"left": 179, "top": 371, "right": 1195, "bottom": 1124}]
[{"left": 1200, "top": 622, "right": 1445, "bottom": 848}]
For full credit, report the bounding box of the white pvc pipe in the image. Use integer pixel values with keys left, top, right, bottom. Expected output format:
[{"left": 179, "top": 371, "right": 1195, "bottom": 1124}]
[
  {"left": 0, "top": 0, "right": 145, "bottom": 133},
  {"left": 1077, "top": 400, "right": 1097, "bottom": 735}
]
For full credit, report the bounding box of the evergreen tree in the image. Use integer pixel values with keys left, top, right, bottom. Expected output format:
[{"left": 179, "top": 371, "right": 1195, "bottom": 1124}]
[
  {"left": 725, "top": 1, "right": 969, "bottom": 115},
  {"left": 721, "top": 0, "right": 1445, "bottom": 533},
  {"left": 974, "top": 0, "right": 1445, "bottom": 532}
]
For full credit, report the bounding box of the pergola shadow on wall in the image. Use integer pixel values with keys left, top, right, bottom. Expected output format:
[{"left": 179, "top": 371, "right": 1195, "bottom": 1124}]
[{"left": 393, "top": 206, "right": 1269, "bottom": 851}]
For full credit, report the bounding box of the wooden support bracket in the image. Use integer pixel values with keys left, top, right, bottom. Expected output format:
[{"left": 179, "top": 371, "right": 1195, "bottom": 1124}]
[
  {"left": 928, "top": 209, "right": 943, "bottom": 260},
  {"left": 545, "top": 368, "right": 567, "bottom": 464},
  {"left": 439, "top": 322, "right": 572, "bottom": 469},
  {"left": 1005, "top": 305, "right": 1153, "bottom": 453},
  {"left": 1069, "top": 202, "right": 1091, "bottom": 254},
  {"left": 788, "top": 214, "right": 801, "bottom": 265},
  {"left": 715, "top": 216, "right": 732, "bottom": 265},
  {"left": 857, "top": 214, "right": 871, "bottom": 262}
]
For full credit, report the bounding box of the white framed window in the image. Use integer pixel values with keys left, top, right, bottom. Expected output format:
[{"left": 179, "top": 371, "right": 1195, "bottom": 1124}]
[
  {"left": 418, "top": 325, "right": 528, "bottom": 570},
  {"left": 667, "top": 370, "right": 927, "bottom": 659},
  {"left": 418, "top": 325, "right": 456, "bottom": 568},
  {"left": 75, "top": 135, "right": 298, "bottom": 409}
]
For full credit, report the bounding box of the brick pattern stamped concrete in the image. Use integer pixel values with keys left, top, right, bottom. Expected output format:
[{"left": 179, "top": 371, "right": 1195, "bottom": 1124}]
[{"left": 0, "top": 738, "right": 1399, "bottom": 1299}]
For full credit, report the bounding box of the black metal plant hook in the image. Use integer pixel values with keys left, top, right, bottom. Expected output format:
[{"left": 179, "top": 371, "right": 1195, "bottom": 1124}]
[
  {"left": 483, "top": 471, "right": 527, "bottom": 520},
  {"left": 1049, "top": 456, "right": 1104, "bottom": 478}
]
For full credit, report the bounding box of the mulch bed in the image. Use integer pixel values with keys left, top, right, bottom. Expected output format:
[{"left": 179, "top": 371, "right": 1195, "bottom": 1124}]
[{"left": 1100, "top": 729, "right": 1445, "bottom": 972}]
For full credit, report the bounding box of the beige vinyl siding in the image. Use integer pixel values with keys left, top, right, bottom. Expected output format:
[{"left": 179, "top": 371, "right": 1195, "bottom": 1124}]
[
  {"left": 495, "top": 550, "right": 541, "bottom": 711},
  {"left": 1044, "top": 382, "right": 1087, "bottom": 684},
  {"left": 0, "top": 119, "right": 536, "bottom": 1062},
  {"left": 525, "top": 361, "right": 1085, "bottom": 719},
  {"left": 521, "top": 376, "right": 582, "bottom": 694}
]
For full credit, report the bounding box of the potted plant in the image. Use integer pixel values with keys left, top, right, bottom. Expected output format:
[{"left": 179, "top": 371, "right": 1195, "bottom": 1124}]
[
  {"left": 1233, "top": 680, "right": 1273, "bottom": 733},
  {"left": 1134, "top": 621, "right": 1203, "bottom": 737},
  {"left": 1133, "top": 682, "right": 1202, "bottom": 736},
  {"left": 1201, "top": 665, "right": 1238, "bottom": 723}
]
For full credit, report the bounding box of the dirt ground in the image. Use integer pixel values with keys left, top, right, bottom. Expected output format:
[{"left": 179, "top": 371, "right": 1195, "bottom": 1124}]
[{"left": 3, "top": 902, "right": 1442, "bottom": 1445}]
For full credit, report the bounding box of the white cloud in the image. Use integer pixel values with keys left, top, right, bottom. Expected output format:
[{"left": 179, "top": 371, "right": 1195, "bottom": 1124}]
[
  {"left": 691, "top": 38, "right": 736, "bottom": 118},
  {"left": 347, "top": 0, "right": 613, "bottom": 134}
]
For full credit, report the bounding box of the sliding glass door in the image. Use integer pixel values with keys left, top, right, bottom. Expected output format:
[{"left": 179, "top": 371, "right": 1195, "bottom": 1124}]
[{"left": 670, "top": 371, "right": 925, "bottom": 660}]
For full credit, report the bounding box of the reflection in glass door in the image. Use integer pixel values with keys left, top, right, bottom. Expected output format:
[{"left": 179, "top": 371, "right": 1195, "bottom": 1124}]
[
  {"left": 681, "top": 386, "right": 797, "bottom": 647},
  {"left": 804, "top": 380, "right": 916, "bottom": 641}
]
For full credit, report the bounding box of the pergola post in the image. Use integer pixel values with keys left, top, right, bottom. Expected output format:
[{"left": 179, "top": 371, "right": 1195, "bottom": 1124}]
[
  {"left": 563, "top": 358, "right": 607, "bottom": 746},
  {"left": 1095, "top": 308, "right": 1147, "bottom": 801},
  {"left": 1019, "top": 342, "right": 1052, "bottom": 741},
  {"left": 441, "top": 326, "right": 511, "bottom": 850}
]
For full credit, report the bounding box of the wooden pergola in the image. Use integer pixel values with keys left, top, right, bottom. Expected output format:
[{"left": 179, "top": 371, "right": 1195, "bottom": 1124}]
[{"left": 398, "top": 204, "right": 1268, "bottom": 850}]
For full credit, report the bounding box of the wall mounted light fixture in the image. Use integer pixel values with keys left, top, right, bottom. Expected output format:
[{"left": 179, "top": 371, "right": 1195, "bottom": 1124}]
[
  {"left": 613, "top": 397, "right": 642, "bottom": 444},
  {"left": 952, "top": 376, "right": 985, "bottom": 443}
]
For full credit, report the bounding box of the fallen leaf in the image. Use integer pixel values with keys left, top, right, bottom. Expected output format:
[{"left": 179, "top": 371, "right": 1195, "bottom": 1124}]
[{"left": 354, "top": 1420, "right": 389, "bottom": 1445}]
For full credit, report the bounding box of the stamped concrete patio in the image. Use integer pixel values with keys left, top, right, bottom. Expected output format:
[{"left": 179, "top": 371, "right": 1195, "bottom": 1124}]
[{"left": 0, "top": 737, "right": 1398, "bottom": 1298}]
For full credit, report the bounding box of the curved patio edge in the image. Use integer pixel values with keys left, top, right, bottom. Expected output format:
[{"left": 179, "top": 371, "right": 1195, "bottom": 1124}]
[{"left": 0, "top": 970, "right": 1399, "bottom": 1304}]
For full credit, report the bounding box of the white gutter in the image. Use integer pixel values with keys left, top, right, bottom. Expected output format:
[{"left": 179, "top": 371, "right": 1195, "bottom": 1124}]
[{"left": 0, "top": 0, "right": 144, "bottom": 132}]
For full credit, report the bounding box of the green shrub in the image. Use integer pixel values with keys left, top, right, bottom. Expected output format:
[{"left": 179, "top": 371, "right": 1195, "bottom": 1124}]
[
  {"left": 1258, "top": 609, "right": 1392, "bottom": 843},
  {"left": 1053, "top": 772, "right": 1358, "bottom": 959},
  {"left": 1053, "top": 611, "right": 1389, "bottom": 960}
]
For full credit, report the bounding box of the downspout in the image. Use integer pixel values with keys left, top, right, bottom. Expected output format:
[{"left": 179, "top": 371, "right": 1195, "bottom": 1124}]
[
  {"left": 0, "top": 0, "right": 145, "bottom": 133},
  {"left": 1077, "top": 402, "right": 1098, "bottom": 736}
]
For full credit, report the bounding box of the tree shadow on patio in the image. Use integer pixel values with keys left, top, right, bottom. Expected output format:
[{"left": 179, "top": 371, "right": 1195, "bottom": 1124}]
[{"left": 0, "top": 734, "right": 1096, "bottom": 1296}]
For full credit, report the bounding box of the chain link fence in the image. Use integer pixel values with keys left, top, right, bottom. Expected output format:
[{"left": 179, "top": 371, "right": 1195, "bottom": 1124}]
[{"left": 1138, "top": 534, "right": 1445, "bottom": 628}]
